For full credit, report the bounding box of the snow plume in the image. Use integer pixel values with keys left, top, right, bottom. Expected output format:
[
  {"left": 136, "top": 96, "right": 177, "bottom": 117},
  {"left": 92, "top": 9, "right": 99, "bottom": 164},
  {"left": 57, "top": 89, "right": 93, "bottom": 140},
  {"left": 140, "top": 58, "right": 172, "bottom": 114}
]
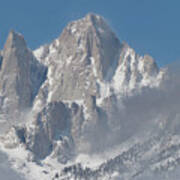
[
  {"left": 0, "top": 108, "right": 33, "bottom": 135},
  {"left": 88, "top": 61, "right": 180, "bottom": 154},
  {"left": 56, "top": 62, "right": 180, "bottom": 180},
  {"left": 0, "top": 151, "right": 25, "bottom": 180}
]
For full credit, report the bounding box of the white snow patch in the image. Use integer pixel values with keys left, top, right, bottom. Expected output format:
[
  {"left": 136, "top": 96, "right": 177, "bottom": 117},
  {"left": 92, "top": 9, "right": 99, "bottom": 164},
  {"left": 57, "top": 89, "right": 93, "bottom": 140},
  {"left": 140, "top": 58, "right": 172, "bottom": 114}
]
[
  {"left": 66, "top": 56, "right": 73, "bottom": 65},
  {"left": 33, "top": 46, "right": 44, "bottom": 61},
  {"left": 75, "top": 154, "right": 104, "bottom": 169},
  {"left": 71, "top": 28, "right": 77, "bottom": 34},
  {"left": 98, "top": 27, "right": 104, "bottom": 33},
  {"left": 83, "top": 104, "right": 91, "bottom": 120},
  {"left": 47, "top": 91, "right": 53, "bottom": 103},
  {"left": 47, "top": 65, "right": 54, "bottom": 86},
  {"left": 90, "top": 57, "right": 98, "bottom": 77},
  {"left": 49, "top": 44, "right": 56, "bottom": 54},
  {"left": 55, "top": 39, "right": 60, "bottom": 47}
]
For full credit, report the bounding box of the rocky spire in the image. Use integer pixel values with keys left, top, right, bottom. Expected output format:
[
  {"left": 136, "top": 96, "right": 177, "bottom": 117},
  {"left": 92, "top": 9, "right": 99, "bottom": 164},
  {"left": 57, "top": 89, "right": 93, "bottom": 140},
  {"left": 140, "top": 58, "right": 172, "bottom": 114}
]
[
  {"left": 0, "top": 30, "right": 47, "bottom": 120},
  {"left": 63, "top": 13, "right": 121, "bottom": 80},
  {"left": 4, "top": 30, "right": 26, "bottom": 50}
]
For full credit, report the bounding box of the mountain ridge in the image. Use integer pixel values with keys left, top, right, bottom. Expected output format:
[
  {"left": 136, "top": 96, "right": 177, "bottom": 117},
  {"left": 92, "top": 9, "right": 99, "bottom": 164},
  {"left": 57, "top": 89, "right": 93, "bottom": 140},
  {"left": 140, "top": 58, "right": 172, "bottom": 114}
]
[{"left": 0, "top": 13, "right": 178, "bottom": 180}]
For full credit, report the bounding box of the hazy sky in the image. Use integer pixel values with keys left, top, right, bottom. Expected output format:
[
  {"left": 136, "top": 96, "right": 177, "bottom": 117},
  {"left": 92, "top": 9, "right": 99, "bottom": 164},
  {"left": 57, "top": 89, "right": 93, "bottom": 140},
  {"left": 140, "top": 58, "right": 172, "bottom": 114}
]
[{"left": 0, "top": 0, "right": 180, "bottom": 66}]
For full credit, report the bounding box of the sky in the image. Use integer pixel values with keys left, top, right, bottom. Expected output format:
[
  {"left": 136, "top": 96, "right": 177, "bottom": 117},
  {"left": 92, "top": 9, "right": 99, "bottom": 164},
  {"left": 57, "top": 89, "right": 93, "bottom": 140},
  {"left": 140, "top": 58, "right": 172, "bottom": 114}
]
[{"left": 0, "top": 0, "right": 180, "bottom": 66}]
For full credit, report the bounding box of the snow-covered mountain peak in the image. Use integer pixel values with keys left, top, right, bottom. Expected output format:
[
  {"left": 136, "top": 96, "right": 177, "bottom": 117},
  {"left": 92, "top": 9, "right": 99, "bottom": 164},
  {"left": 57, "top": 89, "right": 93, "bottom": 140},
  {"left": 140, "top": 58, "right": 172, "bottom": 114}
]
[
  {"left": 32, "top": 14, "right": 165, "bottom": 105},
  {"left": 0, "top": 14, "right": 174, "bottom": 180},
  {"left": 34, "top": 13, "right": 120, "bottom": 70}
]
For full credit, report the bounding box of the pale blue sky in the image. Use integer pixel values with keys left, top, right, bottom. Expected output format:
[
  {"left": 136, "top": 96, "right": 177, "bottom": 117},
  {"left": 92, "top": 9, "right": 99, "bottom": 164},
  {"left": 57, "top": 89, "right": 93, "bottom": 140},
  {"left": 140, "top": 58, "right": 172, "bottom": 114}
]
[{"left": 0, "top": 0, "right": 180, "bottom": 66}]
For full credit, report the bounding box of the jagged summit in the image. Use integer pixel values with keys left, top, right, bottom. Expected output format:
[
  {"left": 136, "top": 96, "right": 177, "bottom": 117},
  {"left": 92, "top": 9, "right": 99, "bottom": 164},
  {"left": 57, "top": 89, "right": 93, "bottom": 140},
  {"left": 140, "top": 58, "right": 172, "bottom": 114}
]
[
  {"left": 67, "top": 13, "right": 108, "bottom": 27},
  {"left": 4, "top": 30, "right": 26, "bottom": 50},
  {"left": 33, "top": 13, "right": 164, "bottom": 104},
  {"left": 84, "top": 12, "right": 102, "bottom": 20},
  {"left": 71, "top": 13, "right": 104, "bottom": 24},
  {"left": 33, "top": 14, "right": 122, "bottom": 102},
  {"left": 0, "top": 30, "right": 47, "bottom": 122},
  {"left": 68, "top": 13, "right": 109, "bottom": 31},
  {"left": 34, "top": 13, "right": 120, "bottom": 66}
]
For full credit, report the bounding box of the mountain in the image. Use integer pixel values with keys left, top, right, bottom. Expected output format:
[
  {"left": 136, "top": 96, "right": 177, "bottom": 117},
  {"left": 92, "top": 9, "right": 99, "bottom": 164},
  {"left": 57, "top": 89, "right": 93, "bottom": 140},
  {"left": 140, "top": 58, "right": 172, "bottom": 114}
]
[
  {"left": 34, "top": 13, "right": 164, "bottom": 103},
  {"left": 30, "top": 13, "right": 165, "bottom": 154},
  {"left": 0, "top": 13, "right": 179, "bottom": 180},
  {"left": 18, "top": 13, "right": 165, "bottom": 158},
  {"left": 0, "top": 31, "right": 47, "bottom": 130}
]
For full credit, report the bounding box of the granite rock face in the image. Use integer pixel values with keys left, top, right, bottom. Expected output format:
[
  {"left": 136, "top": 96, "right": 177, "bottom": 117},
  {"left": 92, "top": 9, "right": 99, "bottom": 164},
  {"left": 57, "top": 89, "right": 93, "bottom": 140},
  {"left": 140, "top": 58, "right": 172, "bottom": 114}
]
[
  {"left": 34, "top": 14, "right": 121, "bottom": 103},
  {"left": 0, "top": 31, "right": 47, "bottom": 123},
  {"left": 24, "top": 101, "right": 71, "bottom": 159}
]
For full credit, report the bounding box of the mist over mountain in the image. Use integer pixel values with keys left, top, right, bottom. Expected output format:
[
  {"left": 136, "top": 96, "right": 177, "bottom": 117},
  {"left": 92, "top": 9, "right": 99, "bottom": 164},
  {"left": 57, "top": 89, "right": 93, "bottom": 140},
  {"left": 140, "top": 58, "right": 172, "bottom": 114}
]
[{"left": 0, "top": 13, "right": 179, "bottom": 180}]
